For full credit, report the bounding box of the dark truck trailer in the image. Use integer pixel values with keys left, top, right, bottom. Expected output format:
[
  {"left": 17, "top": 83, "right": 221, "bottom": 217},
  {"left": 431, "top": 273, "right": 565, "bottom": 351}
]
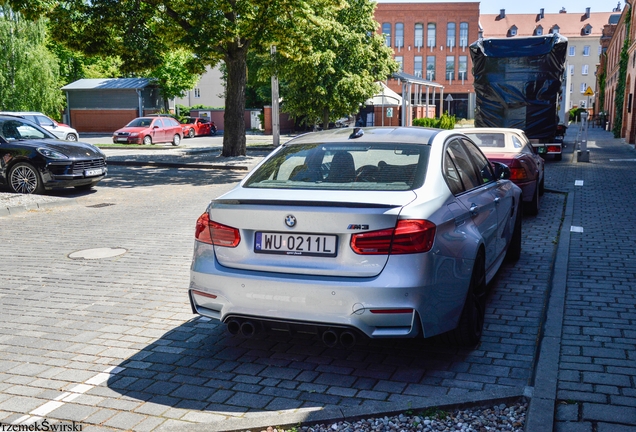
[{"left": 470, "top": 34, "right": 568, "bottom": 160}]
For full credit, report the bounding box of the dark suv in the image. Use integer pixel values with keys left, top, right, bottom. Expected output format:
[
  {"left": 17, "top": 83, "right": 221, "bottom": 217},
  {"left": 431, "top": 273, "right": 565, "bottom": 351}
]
[{"left": 0, "top": 115, "right": 107, "bottom": 194}]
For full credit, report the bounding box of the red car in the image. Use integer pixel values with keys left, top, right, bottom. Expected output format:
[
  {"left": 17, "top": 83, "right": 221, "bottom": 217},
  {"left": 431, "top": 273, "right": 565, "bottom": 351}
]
[
  {"left": 113, "top": 117, "right": 183, "bottom": 145},
  {"left": 462, "top": 127, "right": 545, "bottom": 216},
  {"left": 181, "top": 116, "right": 216, "bottom": 138}
]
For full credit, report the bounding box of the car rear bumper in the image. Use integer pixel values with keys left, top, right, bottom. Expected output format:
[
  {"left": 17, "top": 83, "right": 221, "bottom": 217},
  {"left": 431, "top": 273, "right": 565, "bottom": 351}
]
[{"left": 189, "top": 242, "right": 473, "bottom": 339}]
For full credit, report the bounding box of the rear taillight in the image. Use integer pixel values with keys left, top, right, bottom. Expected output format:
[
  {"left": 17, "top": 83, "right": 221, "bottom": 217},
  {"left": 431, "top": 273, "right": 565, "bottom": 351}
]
[
  {"left": 509, "top": 168, "right": 528, "bottom": 180},
  {"left": 547, "top": 145, "right": 561, "bottom": 153},
  {"left": 195, "top": 213, "right": 241, "bottom": 247},
  {"left": 350, "top": 219, "right": 436, "bottom": 255}
]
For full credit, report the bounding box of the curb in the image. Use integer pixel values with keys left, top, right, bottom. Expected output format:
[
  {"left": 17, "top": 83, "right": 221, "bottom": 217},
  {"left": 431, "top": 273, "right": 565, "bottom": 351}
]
[
  {"left": 161, "top": 387, "right": 527, "bottom": 432},
  {"left": 524, "top": 178, "right": 574, "bottom": 430},
  {"left": 0, "top": 198, "right": 78, "bottom": 217},
  {"left": 106, "top": 160, "right": 249, "bottom": 170}
]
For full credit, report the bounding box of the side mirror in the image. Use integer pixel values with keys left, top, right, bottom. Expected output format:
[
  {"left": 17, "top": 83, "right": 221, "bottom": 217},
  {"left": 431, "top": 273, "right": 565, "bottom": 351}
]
[{"left": 492, "top": 162, "right": 511, "bottom": 180}]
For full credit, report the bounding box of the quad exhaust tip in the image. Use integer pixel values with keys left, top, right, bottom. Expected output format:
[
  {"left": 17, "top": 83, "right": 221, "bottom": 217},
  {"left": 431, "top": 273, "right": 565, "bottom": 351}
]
[{"left": 226, "top": 320, "right": 357, "bottom": 348}]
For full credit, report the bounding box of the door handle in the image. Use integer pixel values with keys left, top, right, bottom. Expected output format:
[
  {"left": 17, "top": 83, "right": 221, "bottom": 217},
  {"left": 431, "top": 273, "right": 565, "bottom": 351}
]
[
  {"left": 469, "top": 204, "right": 479, "bottom": 216},
  {"left": 494, "top": 197, "right": 500, "bottom": 205}
]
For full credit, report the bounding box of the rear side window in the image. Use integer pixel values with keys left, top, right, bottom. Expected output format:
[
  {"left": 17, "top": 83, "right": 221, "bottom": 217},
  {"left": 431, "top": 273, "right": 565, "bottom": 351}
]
[
  {"left": 462, "top": 138, "right": 495, "bottom": 184},
  {"left": 445, "top": 139, "right": 480, "bottom": 190},
  {"left": 244, "top": 143, "right": 429, "bottom": 191}
]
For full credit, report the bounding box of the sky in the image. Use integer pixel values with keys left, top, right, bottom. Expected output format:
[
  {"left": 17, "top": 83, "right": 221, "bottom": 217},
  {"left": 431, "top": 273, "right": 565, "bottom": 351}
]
[{"left": 377, "top": 0, "right": 621, "bottom": 14}]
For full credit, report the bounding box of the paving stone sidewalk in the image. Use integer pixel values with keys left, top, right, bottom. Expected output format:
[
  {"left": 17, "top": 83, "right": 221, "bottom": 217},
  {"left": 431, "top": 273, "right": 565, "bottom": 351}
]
[{"left": 542, "top": 125, "right": 636, "bottom": 431}]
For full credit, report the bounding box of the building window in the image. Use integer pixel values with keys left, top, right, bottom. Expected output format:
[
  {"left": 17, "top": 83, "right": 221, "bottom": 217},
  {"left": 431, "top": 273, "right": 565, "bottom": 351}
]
[
  {"left": 583, "top": 46, "right": 590, "bottom": 56},
  {"left": 194, "top": 88, "right": 201, "bottom": 98},
  {"left": 427, "top": 23, "right": 436, "bottom": 48},
  {"left": 460, "top": 22, "right": 468, "bottom": 48},
  {"left": 551, "top": 25, "right": 560, "bottom": 34},
  {"left": 509, "top": 26, "right": 517, "bottom": 37},
  {"left": 395, "top": 56, "right": 403, "bottom": 72},
  {"left": 459, "top": 55, "right": 468, "bottom": 81},
  {"left": 414, "top": 56, "right": 423, "bottom": 77},
  {"left": 569, "top": 65, "right": 574, "bottom": 75},
  {"left": 426, "top": 56, "right": 436, "bottom": 80},
  {"left": 569, "top": 46, "right": 576, "bottom": 56},
  {"left": 535, "top": 25, "right": 543, "bottom": 36},
  {"left": 446, "top": 56, "right": 455, "bottom": 81},
  {"left": 395, "top": 23, "right": 404, "bottom": 48},
  {"left": 447, "top": 22, "right": 456, "bottom": 49},
  {"left": 583, "top": 24, "right": 592, "bottom": 35},
  {"left": 415, "top": 23, "right": 423, "bottom": 48},
  {"left": 382, "top": 23, "right": 391, "bottom": 47},
  {"left": 582, "top": 64, "right": 589, "bottom": 75},
  {"left": 580, "top": 83, "right": 587, "bottom": 93},
  {"left": 598, "top": 45, "right": 602, "bottom": 55},
  {"left": 570, "top": 82, "right": 573, "bottom": 93},
  {"left": 580, "top": 100, "right": 587, "bottom": 108}
]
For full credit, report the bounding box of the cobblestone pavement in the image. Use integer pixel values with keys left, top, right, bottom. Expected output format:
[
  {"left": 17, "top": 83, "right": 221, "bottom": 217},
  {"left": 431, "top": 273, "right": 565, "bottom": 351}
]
[
  {"left": 544, "top": 126, "right": 636, "bottom": 432},
  {"left": 1, "top": 127, "right": 629, "bottom": 431}
]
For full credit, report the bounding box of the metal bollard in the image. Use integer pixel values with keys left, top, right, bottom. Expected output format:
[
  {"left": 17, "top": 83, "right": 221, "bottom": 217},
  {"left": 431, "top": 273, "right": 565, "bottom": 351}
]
[{"left": 577, "top": 112, "right": 590, "bottom": 162}]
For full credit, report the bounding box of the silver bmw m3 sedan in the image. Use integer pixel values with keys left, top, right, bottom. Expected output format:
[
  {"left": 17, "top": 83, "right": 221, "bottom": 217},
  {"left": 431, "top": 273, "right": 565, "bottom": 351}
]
[{"left": 189, "top": 127, "right": 522, "bottom": 347}]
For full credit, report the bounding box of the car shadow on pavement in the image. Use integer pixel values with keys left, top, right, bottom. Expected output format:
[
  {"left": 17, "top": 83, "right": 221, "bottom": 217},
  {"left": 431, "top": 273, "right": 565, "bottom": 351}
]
[{"left": 105, "top": 318, "right": 483, "bottom": 417}]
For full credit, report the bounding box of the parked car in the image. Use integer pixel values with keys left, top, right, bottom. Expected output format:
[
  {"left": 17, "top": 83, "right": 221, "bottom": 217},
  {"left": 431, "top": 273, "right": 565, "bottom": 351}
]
[
  {"left": 112, "top": 117, "right": 182, "bottom": 145},
  {"left": 0, "top": 115, "right": 106, "bottom": 194},
  {"left": 0, "top": 111, "right": 79, "bottom": 141},
  {"left": 181, "top": 116, "right": 215, "bottom": 138},
  {"left": 189, "top": 127, "right": 523, "bottom": 347},
  {"left": 462, "top": 127, "right": 545, "bottom": 216}
]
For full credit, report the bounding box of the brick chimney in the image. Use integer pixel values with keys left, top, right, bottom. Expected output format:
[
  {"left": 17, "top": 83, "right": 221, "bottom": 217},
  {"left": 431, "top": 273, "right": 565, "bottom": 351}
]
[
  {"left": 585, "top": 7, "right": 591, "bottom": 18},
  {"left": 499, "top": 9, "right": 506, "bottom": 19},
  {"left": 560, "top": 7, "right": 567, "bottom": 13},
  {"left": 540, "top": 8, "right": 545, "bottom": 19}
]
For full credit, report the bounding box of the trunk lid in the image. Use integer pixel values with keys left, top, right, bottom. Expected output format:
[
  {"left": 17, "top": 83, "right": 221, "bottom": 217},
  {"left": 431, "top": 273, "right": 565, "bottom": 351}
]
[{"left": 208, "top": 188, "right": 417, "bottom": 277}]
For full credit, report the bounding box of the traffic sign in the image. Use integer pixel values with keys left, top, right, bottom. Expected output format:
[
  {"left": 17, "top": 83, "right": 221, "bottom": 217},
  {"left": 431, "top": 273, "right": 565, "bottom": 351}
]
[{"left": 584, "top": 87, "right": 594, "bottom": 96}]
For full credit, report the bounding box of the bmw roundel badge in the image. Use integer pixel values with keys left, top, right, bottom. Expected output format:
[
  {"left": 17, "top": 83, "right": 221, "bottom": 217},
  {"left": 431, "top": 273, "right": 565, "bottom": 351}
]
[{"left": 285, "top": 215, "right": 297, "bottom": 228}]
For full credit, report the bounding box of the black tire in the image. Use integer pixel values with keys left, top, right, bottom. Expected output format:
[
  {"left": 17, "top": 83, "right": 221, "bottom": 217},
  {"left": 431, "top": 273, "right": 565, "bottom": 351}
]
[
  {"left": 554, "top": 153, "right": 562, "bottom": 161},
  {"left": 539, "top": 178, "right": 545, "bottom": 196},
  {"left": 506, "top": 205, "right": 522, "bottom": 262},
  {"left": 188, "top": 128, "right": 195, "bottom": 138},
  {"left": 444, "top": 253, "right": 486, "bottom": 347},
  {"left": 143, "top": 135, "right": 152, "bottom": 145},
  {"left": 525, "top": 180, "right": 540, "bottom": 216},
  {"left": 172, "top": 134, "right": 181, "bottom": 146},
  {"left": 66, "top": 134, "right": 78, "bottom": 141},
  {"left": 9, "top": 162, "right": 44, "bottom": 194}
]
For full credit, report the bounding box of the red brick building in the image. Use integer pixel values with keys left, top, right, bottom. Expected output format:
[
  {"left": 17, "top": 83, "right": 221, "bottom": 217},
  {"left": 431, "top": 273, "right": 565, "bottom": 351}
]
[{"left": 374, "top": 2, "right": 481, "bottom": 120}]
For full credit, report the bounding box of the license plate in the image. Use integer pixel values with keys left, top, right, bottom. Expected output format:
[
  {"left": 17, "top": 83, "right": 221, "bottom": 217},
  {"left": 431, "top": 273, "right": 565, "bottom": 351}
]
[
  {"left": 84, "top": 168, "right": 103, "bottom": 177},
  {"left": 117, "top": 137, "right": 128, "bottom": 142},
  {"left": 255, "top": 232, "right": 337, "bottom": 257}
]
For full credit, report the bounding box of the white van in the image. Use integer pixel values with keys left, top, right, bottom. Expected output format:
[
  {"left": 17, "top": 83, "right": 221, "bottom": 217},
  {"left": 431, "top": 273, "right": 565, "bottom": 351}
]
[{"left": 0, "top": 112, "right": 79, "bottom": 141}]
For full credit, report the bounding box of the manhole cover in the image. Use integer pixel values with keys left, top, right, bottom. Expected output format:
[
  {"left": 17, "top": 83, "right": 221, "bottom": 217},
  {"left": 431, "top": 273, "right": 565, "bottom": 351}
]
[{"left": 68, "top": 247, "right": 127, "bottom": 260}]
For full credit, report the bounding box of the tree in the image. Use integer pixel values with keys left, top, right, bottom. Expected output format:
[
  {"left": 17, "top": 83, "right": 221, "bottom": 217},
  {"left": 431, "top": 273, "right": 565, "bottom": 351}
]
[
  {"left": 148, "top": 49, "right": 201, "bottom": 112},
  {"left": 263, "top": 0, "right": 398, "bottom": 129},
  {"left": 0, "top": 5, "right": 64, "bottom": 117},
  {"left": 6, "top": 0, "right": 344, "bottom": 157}
]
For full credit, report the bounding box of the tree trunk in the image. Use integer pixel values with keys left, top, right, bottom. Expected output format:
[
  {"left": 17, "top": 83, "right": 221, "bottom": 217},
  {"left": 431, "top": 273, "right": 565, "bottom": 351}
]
[
  {"left": 223, "top": 44, "right": 247, "bottom": 157},
  {"left": 322, "top": 107, "right": 330, "bottom": 130}
]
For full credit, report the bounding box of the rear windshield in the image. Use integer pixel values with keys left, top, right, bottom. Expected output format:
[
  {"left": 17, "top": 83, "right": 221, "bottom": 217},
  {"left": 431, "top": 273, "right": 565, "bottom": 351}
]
[
  {"left": 244, "top": 142, "right": 429, "bottom": 191},
  {"left": 465, "top": 133, "right": 506, "bottom": 148}
]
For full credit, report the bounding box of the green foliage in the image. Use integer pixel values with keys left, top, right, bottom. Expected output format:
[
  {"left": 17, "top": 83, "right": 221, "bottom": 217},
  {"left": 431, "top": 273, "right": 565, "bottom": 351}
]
[
  {"left": 568, "top": 107, "right": 586, "bottom": 122},
  {"left": 412, "top": 112, "right": 456, "bottom": 130},
  {"left": 597, "top": 69, "right": 606, "bottom": 114},
  {"left": 254, "top": 0, "right": 398, "bottom": 129},
  {"left": 0, "top": 5, "right": 64, "bottom": 118},
  {"left": 613, "top": 7, "right": 631, "bottom": 138},
  {"left": 147, "top": 49, "right": 201, "bottom": 111}
]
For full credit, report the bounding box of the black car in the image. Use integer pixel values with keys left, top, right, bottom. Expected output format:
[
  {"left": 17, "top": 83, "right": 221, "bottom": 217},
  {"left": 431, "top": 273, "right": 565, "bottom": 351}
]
[{"left": 0, "top": 115, "right": 107, "bottom": 194}]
